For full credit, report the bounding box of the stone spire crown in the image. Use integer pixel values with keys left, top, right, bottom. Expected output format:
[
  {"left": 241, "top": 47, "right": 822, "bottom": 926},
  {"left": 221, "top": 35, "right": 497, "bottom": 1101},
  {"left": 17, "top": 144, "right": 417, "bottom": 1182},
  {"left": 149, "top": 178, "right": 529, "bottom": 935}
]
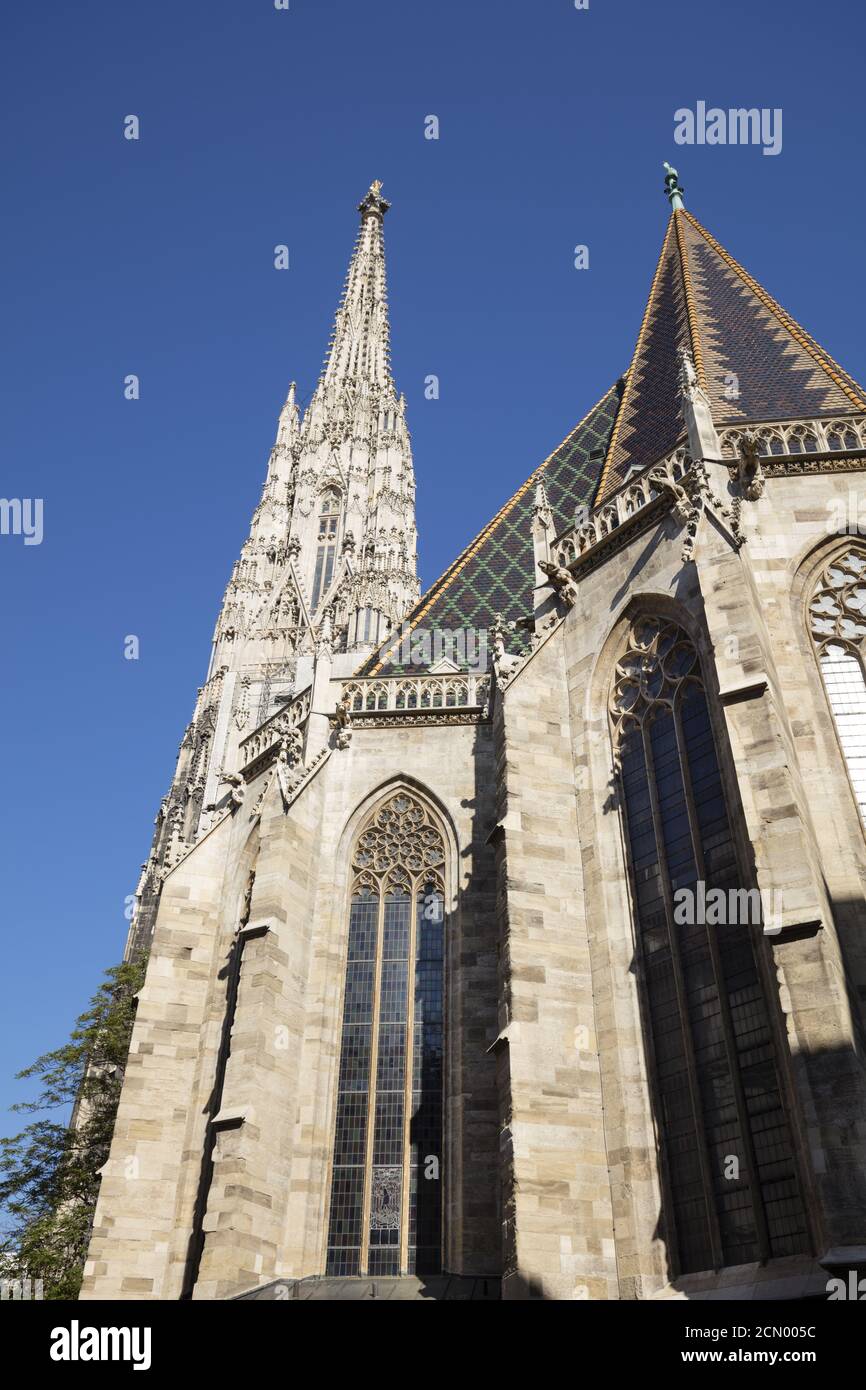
[
  {"left": 315, "top": 180, "right": 395, "bottom": 397},
  {"left": 284, "top": 181, "right": 419, "bottom": 652}
]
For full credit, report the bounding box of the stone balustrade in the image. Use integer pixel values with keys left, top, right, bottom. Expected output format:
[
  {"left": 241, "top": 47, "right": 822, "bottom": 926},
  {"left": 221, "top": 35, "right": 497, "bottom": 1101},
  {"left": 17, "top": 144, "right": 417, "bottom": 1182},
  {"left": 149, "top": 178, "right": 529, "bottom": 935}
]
[
  {"left": 240, "top": 687, "right": 312, "bottom": 771},
  {"left": 551, "top": 448, "right": 691, "bottom": 568},
  {"left": 342, "top": 673, "right": 490, "bottom": 714},
  {"left": 719, "top": 414, "right": 866, "bottom": 461}
]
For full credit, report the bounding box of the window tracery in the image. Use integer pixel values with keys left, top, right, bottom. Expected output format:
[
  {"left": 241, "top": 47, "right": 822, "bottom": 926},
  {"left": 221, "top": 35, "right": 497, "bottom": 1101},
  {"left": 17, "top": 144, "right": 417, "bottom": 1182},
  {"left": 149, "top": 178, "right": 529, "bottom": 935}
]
[
  {"left": 611, "top": 616, "right": 807, "bottom": 1274},
  {"left": 808, "top": 546, "right": 866, "bottom": 824},
  {"left": 312, "top": 488, "right": 341, "bottom": 608},
  {"left": 326, "top": 791, "right": 446, "bottom": 1277}
]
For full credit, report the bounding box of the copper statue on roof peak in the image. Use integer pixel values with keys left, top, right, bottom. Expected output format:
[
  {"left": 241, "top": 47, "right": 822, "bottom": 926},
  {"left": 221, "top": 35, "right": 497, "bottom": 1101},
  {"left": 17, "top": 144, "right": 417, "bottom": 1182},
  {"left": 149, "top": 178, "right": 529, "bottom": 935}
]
[{"left": 663, "top": 161, "right": 685, "bottom": 211}]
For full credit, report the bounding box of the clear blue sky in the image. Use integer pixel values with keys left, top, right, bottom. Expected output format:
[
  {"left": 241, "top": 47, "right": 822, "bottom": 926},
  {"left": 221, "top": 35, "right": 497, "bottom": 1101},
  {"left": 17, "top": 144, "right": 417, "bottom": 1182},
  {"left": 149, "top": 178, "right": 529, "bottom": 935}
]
[{"left": 2, "top": 0, "right": 864, "bottom": 1133}]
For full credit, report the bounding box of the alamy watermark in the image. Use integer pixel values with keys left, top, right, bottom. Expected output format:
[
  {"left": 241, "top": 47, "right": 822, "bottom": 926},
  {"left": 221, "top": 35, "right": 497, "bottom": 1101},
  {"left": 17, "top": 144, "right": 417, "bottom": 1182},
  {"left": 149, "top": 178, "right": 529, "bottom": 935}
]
[
  {"left": 49, "top": 1321, "right": 151, "bottom": 1371},
  {"left": 673, "top": 880, "right": 784, "bottom": 936},
  {"left": 825, "top": 492, "right": 866, "bottom": 535},
  {"left": 0, "top": 498, "right": 43, "bottom": 545},
  {"left": 1, "top": 1276, "right": 43, "bottom": 1300},
  {"left": 674, "top": 102, "right": 782, "bottom": 157},
  {"left": 827, "top": 1271, "right": 866, "bottom": 1300},
  {"left": 380, "top": 621, "right": 488, "bottom": 673}
]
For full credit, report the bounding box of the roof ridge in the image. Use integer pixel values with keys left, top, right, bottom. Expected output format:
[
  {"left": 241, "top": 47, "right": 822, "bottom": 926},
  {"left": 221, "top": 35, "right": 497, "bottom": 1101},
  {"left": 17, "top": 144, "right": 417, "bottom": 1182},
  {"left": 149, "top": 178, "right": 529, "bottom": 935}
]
[
  {"left": 595, "top": 214, "right": 677, "bottom": 502},
  {"left": 361, "top": 382, "right": 621, "bottom": 675},
  {"left": 673, "top": 208, "right": 708, "bottom": 392},
  {"left": 683, "top": 210, "right": 866, "bottom": 410}
]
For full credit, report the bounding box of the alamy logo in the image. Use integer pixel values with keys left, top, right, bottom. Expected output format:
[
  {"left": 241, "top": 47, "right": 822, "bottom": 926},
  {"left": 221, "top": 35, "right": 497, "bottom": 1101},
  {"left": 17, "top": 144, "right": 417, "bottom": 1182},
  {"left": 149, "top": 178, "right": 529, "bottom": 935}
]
[
  {"left": 49, "top": 1320, "right": 152, "bottom": 1372},
  {"left": 673, "top": 881, "right": 783, "bottom": 935},
  {"left": 382, "top": 621, "right": 488, "bottom": 673},
  {"left": 0, "top": 1277, "right": 43, "bottom": 1300},
  {"left": 0, "top": 497, "right": 43, "bottom": 545},
  {"left": 827, "top": 1271, "right": 866, "bottom": 1300},
  {"left": 674, "top": 102, "right": 782, "bottom": 157},
  {"left": 825, "top": 492, "right": 866, "bottom": 535}
]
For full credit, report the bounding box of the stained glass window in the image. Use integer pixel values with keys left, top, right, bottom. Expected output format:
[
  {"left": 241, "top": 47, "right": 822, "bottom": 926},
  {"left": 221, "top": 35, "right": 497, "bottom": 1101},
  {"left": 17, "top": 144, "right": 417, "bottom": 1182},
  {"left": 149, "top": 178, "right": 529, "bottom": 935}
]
[
  {"left": 611, "top": 617, "right": 808, "bottom": 1275},
  {"left": 808, "top": 547, "right": 866, "bottom": 825},
  {"left": 326, "top": 792, "right": 445, "bottom": 1277}
]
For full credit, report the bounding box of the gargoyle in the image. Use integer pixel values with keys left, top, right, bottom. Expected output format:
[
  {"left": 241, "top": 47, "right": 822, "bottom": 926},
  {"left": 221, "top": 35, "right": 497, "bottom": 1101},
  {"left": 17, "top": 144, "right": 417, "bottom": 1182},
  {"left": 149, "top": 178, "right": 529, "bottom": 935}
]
[
  {"left": 332, "top": 693, "right": 353, "bottom": 749},
  {"left": 729, "top": 431, "right": 765, "bottom": 500},
  {"left": 220, "top": 771, "right": 246, "bottom": 810},
  {"left": 538, "top": 559, "right": 579, "bottom": 607},
  {"left": 648, "top": 468, "right": 695, "bottom": 526}
]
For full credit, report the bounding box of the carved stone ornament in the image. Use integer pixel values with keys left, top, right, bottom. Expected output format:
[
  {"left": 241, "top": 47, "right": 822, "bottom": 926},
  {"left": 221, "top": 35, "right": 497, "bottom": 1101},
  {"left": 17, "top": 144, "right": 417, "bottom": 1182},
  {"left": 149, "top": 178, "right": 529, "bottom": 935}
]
[
  {"left": 352, "top": 791, "right": 445, "bottom": 891},
  {"left": 331, "top": 693, "right": 353, "bottom": 749},
  {"left": 279, "top": 726, "right": 305, "bottom": 767},
  {"left": 648, "top": 466, "right": 696, "bottom": 528},
  {"left": 538, "top": 559, "right": 579, "bottom": 607},
  {"left": 489, "top": 613, "right": 523, "bottom": 683},
  {"left": 728, "top": 430, "right": 766, "bottom": 500},
  {"left": 677, "top": 344, "right": 698, "bottom": 394},
  {"left": 234, "top": 676, "right": 251, "bottom": 731},
  {"left": 220, "top": 772, "right": 245, "bottom": 811},
  {"left": 316, "top": 610, "right": 334, "bottom": 658},
  {"left": 610, "top": 617, "right": 699, "bottom": 733},
  {"left": 808, "top": 547, "right": 866, "bottom": 654}
]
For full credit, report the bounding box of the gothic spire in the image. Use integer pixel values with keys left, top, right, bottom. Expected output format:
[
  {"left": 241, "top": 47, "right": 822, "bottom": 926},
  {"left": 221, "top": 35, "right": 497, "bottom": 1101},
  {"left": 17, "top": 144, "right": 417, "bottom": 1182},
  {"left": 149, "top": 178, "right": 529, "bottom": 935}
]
[
  {"left": 279, "top": 181, "right": 419, "bottom": 650},
  {"left": 317, "top": 180, "right": 395, "bottom": 394}
]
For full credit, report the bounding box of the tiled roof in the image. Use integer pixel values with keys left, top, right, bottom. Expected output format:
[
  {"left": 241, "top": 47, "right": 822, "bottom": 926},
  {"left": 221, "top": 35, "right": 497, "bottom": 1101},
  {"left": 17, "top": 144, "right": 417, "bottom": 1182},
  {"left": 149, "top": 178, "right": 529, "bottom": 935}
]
[
  {"left": 596, "top": 217, "right": 689, "bottom": 498},
  {"left": 360, "top": 383, "right": 623, "bottom": 675},
  {"left": 361, "top": 202, "right": 866, "bottom": 675},
  {"left": 596, "top": 210, "right": 866, "bottom": 503}
]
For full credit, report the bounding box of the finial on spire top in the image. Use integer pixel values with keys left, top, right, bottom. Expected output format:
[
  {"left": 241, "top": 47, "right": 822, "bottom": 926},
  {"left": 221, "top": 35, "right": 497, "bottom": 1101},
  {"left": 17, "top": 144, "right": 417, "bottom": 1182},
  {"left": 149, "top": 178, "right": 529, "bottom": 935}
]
[
  {"left": 358, "top": 180, "right": 391, "bottom": 221},
  {"left": 663, "top": 162, "right": 685, "bottom": 212}
]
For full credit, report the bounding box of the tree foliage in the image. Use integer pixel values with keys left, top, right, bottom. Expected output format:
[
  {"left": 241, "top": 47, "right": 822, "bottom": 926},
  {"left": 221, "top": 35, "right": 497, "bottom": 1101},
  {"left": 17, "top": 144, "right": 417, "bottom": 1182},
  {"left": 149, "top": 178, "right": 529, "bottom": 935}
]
[{"left": 0, "top": 957, "right": 146, "bottom": 1299}]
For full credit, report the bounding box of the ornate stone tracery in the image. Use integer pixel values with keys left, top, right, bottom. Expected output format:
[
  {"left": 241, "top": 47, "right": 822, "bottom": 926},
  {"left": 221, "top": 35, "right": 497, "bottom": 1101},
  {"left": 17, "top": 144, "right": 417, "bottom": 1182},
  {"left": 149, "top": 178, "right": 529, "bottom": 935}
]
[
  {"left": 720, "top": 414, "right": 866, "bottom": 461},
  {"left": 808, "top": 546, "right": 866, "bottom": 655},
  {"left": 808, "top": 545, "right": 866, "bottom": 826},
  {"left": 609, "top": 616, "right": 699, "bottom": 737},
  {"left": 327, "top": 787, "right": 447, "bottom": 1278},
  {"left": 609, "top": 611, "right": 808, "bottom": 1276},
  {"left": 351, "top": 791, "right": 445, "bottom": 893}
]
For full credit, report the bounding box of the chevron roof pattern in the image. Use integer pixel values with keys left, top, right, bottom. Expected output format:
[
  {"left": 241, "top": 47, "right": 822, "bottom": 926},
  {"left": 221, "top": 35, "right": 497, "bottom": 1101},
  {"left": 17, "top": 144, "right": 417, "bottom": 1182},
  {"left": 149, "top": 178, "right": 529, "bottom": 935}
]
[
  {"left": 360, "top": 383, "right": 623, "bottom": 675},
  {"left": 596, "top": 209, "right": 866, "bottom": 502}
]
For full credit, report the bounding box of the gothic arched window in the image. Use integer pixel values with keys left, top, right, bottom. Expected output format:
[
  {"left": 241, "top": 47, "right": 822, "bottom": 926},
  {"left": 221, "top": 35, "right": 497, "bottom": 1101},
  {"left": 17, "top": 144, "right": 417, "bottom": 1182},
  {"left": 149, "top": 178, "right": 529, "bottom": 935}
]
[
  {"left": 311, "top": 488, "right": 341, "bottom": 608},
  {"left": 611, "top": 616, "right": 807, "bottom": 1275},
  {"left": 326, "top": 791, "right": 446, "bottom": 1278},
  {"left": 808, "top": 547, "right": 866, "bottom": 826}
]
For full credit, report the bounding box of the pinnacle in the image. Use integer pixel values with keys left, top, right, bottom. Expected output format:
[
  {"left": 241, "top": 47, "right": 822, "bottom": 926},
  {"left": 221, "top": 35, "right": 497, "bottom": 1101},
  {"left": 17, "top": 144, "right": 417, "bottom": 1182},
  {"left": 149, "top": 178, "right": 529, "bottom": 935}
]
[{"left": 357, "top": 179, "right": 390, "bottom": 220}]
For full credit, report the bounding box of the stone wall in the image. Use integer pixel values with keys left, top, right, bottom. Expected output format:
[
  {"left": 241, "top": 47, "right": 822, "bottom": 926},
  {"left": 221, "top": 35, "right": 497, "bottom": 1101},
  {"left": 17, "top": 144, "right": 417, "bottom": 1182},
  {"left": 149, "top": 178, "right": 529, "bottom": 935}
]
[
  {"left": 493, "top": 630, "right": 618, "bottom": 1300},
  {"left": 83, "top": 716, "right": 501, "bottom": 1298}
]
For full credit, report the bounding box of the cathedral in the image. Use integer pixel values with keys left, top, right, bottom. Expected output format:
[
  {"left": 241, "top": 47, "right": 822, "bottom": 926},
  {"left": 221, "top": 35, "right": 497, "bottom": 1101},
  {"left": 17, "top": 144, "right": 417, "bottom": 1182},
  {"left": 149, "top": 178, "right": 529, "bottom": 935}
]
[{"left": 81, "top": 168, "right": 866, "bottom": 1301}]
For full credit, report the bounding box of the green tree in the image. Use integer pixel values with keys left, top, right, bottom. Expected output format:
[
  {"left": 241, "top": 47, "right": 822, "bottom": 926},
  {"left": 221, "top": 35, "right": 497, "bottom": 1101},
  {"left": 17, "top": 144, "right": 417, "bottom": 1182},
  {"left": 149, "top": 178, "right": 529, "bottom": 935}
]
[{"left": 0, "top": 957, "right": 146, "bottom": 1300}]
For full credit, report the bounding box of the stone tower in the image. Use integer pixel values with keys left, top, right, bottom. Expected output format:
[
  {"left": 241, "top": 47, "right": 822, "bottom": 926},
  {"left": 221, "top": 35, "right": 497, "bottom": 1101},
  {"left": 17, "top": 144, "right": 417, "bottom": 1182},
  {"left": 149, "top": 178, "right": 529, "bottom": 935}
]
[{"left": 127, "top": 182, "right": 419, "bottom": 956}]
